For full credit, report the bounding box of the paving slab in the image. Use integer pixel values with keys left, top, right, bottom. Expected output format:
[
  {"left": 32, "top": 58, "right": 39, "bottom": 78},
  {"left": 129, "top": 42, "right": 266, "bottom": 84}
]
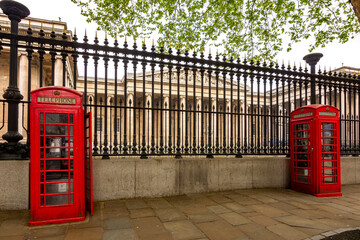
[
  {"left": 196, "top": 219, "right": 247, "bottom": 240},
  {"left": 288, "top": 209, "right": 334, "bottom": 219},
  {"left": 28, "top": 226, "right": 68, "bottom": 238},
  {"left": 32, "top": 236, "right": 65, "bottom": 240},
  {"left": 219, "top": 212, "right": 251, "bottom": 226},
  {"left": 103, "top": 228, "right": 136, "bottom": 240},
  {"left": 269, "top": 202, "right": 298, "bottom": 211},
  {"left": 155, "top": 208, "right": 187, "bottom": 222},
  {"left": 0, "top": 236, "right": 24, "bottom": 240},
  {"left": 103, "top": 217, "right": 132, "bottom": 230},
  {"left": 207, "top": 205, "right": 232, "bottom": 214},
  {"left": 248, "top": 204, "right": 290, "bottom": 218},
  {"left": 293, "top": 226, "right": 327, "bottom": 236},
  {"left": 287, "top": 200, "right": 314, "bottom": 210},
  {"left": 163, "top": 220, "right": 205, "bottom": 240},
  {"left": 176, "top": 203, "right": 210, "bottom": 215},
  {"left": 146, "top": 199, "right": 173, "bottom": 209},
  {"left": 0, "top": 218, "right": 27, "bottom": 237},
  {"left": 64, "top": 227, "right": 103, "bottom": 240},
  {"left": 103, "top": 205, "right": 129, "bottom": 219},
  {"left": 249, "top": 195, "right": 278, "bottom": 204},
  {"left": 225, "top": 194, "right": 263, "bottom": 205},
  {"left": 125, "top": 200, "right": 148, "bottom": 210},
  {"left": 207, "top": 194, "right": 233, "bottom": 204},
  {"left": 192, "top": 197, "right": 218, "bottom": 206},
  {"left": 237, "top": 223, "right": 284, "bottom": 240},
  {"left": 267, "top": 223, "right": 310, "bottom": 240},
  {"left": 248, "top": 215, "right": 279, "bottom": 227},
  {"left": 187, "top": 213, "right": 220, "bottom": 223},
  {"left": 275, "top": 215, "right": 332, "bottom": 231},
  {"left": 222, "top": 202, "right": 254, "bottom": 213},
  {"left": 130, "top": 208, "right": 155, "bottom": 219},
  {"left": 131, "top": 216, "right": 172, "bottom": 240}
]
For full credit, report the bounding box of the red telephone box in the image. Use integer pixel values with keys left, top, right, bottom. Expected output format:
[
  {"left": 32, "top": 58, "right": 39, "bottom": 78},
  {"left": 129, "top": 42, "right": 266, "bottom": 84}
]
[
  {"left": 290, "top": 104, "right": 342, "bottom": 197},
  {"left": 29, "top": 87, "right": 93, "bottom": 226}
]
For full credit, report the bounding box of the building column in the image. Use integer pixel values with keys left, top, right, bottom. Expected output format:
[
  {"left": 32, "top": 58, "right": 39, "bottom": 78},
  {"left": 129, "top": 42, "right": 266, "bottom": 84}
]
[
  {"left": 18, "top": 52, "right": 28, "bottom": 140},
  {"left": 127, "top": 93, "right": 134, "bottom": 145},
  {"left": 163, "top": 95, "right": 169, "bottom": 147},
  {"left": 340, "top": 90, "right": 346, "bottom": 142},
  {"left": 54, "top": 55, "right": 63, "bottom": 86},
  {"left": 195, "top": 97, "right": 201, "bottom": 147},
  {"left": 211, "top": 98, "right": 216, "bottom": 147},
  {"left": 226, "top": 99, "right": 231, "bottom": 146},
  {"left": 145, "top": 94, "right": 152, "bottom": 147}
]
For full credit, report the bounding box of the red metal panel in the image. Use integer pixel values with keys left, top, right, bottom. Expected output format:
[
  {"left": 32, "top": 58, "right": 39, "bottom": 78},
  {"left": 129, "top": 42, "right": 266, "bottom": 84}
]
[{"left": 84, "top": 112, "right": 93, "bottom": 215}]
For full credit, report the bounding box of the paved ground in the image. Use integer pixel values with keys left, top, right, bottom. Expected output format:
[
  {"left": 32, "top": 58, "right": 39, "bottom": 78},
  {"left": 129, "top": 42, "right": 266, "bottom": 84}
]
[{"left": 2, "top": 185, "right": 360, "bottom": 240}]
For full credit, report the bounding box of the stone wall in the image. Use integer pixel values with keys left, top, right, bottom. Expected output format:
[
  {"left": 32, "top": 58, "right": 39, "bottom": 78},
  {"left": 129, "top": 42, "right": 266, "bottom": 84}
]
[{"left": 1, "top": 156, "right": 360, "bottom": 210}]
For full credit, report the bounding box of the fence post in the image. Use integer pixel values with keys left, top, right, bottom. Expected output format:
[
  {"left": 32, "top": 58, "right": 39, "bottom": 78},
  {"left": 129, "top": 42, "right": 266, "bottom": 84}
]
[
  {"left": 0, "top": 1, "right": 30, "bottom": 149},
  {"left": 303, "top": 53, "right": 323, "bottom": 105}
]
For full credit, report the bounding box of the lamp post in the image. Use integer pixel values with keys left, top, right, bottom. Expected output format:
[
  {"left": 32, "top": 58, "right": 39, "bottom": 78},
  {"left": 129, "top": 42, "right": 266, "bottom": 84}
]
[
  {"left": 0, "top": 0, "right": 30, "bottom": 150},
  {"left": 303, "top": 53, "right": 323, "bottom": 105}
]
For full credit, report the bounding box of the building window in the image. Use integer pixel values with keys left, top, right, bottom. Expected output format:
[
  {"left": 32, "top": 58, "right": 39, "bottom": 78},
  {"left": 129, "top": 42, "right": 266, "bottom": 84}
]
[{"left": 96, "top": 118, "right": 102, "bottom": 132}]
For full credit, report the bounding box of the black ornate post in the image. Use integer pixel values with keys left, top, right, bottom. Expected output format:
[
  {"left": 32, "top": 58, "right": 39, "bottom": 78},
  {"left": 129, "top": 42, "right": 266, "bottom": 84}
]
[
  {"left": 0, "top": 0, "right": 30, "bottom": 149},
  {"left": 303, "top": 53, "right": 323, "bottom": 104}
]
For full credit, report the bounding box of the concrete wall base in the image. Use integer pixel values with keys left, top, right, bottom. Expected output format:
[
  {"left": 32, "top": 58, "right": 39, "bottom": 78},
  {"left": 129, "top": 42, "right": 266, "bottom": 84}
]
[
  {"left": 92, "top": 156, "right": 290, "bottom": 202},
  {"left": 0, "top": 160, "right": 29, "bottom": 210},
  {"left": 1, "top": 156, "right": 360, "bottom": 210}
]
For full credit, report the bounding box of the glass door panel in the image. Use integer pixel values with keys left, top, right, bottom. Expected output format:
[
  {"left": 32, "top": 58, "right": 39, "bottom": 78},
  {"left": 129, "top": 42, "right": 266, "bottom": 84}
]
[
  {"left": 293, "top": 122, "right": 311, "bottom": 184},
  {"left": 321, "top": 122, "right": 337, "bottom": 184},
  {"left": 40, "top": 112, "right": 74, "bottom": 207}
]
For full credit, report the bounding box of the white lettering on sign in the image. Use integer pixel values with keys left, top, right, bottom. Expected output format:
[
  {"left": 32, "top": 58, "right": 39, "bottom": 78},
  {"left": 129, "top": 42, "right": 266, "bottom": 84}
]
[
  {"left": 37, "top": 97, "right": 76, "bottom": 104},
  {"left": 293, "top": 112, "right": 313, "bottom": 118},
  {"left": 319, "top": 112, "right": 336, "bottom": 116}
]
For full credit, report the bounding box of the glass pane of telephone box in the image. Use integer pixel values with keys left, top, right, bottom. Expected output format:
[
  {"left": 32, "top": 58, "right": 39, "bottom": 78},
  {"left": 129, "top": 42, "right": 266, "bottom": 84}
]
[
  {"left": 46, "top": 195, "right": 69, "bottom": 206},
  {"left": 45, "top": 125, "right": 68, "bottom": 135},
  {"left": 323, "top": 123, "right": 335, "bottom": 129},
  {"left": 297, "top": 176, "right": 308, "bottom": 183},
  {"left": 45, "top": 148, "right": 72, "bottom": 158},
  {"left": 45, "top": 181, "right": 73, "bottom": 194},
  {"left": 45, "top": 113, "right": 68, "bottom": 123}
]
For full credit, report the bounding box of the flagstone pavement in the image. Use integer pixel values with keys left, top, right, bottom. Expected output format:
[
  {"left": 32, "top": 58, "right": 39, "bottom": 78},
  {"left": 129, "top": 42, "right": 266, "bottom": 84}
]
[{"left": 2, "top": 185, "right": 360, "bottom": 240}]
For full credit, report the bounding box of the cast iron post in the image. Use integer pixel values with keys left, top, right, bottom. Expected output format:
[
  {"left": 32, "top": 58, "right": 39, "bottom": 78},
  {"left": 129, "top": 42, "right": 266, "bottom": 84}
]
[
  {"left": 0, "top": 0, "right": 30, "bottom": 146},
  {"left": 303, "top": 53, "right": 323, "bottom": 104}
]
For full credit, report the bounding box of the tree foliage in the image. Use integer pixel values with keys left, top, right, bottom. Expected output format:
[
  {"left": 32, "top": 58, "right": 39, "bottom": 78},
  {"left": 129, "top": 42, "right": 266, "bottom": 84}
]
[{"left": 71, "top": 0, "right": 360, "bottom": 59}]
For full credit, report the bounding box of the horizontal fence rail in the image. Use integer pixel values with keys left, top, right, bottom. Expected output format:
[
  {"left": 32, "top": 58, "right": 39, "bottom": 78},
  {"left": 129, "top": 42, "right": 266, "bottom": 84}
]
[{"left": 0, "top": 28, "right": 359, "bottom": 158}]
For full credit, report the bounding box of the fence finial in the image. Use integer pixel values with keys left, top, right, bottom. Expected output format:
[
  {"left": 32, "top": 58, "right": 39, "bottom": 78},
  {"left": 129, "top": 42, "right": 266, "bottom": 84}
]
[
  {"left": 28, "top": 20, "right": 31, "bottom": 28},
  {"left": 40, "top": 23, "right": 43, "bottom": 31}
]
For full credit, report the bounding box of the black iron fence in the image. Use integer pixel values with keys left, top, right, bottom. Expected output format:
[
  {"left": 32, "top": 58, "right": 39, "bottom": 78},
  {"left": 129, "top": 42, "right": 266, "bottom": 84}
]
[{"left": 0, "top": 10, "right": 360, "bottom": 159}]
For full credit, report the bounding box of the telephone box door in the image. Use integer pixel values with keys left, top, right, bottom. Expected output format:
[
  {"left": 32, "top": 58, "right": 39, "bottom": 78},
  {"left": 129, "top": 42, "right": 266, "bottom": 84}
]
[
  {"left": 316, "top": 120, "right": 341, "bottom": 196},
  {"left": 291, "top": 120, "right": 315, "bottom": 194},
  {"left": 84, "top": 112, "right": 93, "bottom": 215}
]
